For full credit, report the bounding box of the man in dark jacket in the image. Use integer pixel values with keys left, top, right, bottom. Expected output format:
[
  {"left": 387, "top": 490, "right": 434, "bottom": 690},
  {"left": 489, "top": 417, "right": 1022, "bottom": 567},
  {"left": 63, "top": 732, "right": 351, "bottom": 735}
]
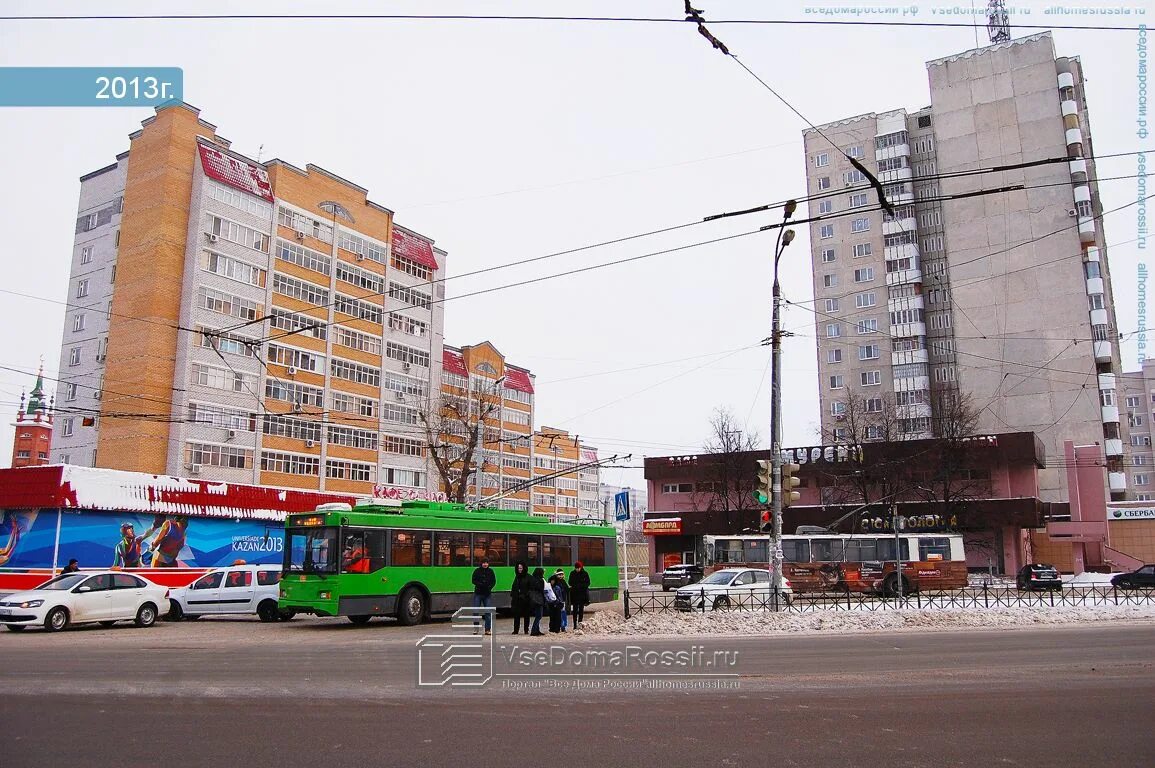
[
  {"left": 528, "top": 567, "right": 546, "bottom": 636},
  {"left": 569, "top": 561, "right": 592, "bottom": 630},
  {"left": 509, "top": 561, "right": 532, "bottom": 635},
  {"left": 471, "top": 557, "right": 497, "bottom": 635}
]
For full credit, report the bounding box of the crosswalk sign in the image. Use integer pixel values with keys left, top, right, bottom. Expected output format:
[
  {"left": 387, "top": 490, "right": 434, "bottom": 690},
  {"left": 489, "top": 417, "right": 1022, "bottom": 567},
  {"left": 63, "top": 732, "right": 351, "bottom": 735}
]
[{"left": 614, "top": 490, "right": 630, "bottom": 522}]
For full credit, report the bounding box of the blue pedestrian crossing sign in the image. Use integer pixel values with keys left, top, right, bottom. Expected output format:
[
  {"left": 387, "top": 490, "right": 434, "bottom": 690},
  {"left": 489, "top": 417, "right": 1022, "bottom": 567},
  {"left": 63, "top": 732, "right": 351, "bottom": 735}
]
[{"left": 614, "top": 490, "right": 630, "bottom": 522}]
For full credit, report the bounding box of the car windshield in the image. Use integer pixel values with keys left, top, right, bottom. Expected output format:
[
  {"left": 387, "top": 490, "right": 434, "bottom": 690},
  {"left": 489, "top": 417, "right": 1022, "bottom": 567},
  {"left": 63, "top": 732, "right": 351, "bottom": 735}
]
[
  {"left": 699, "top": 571, "right": 736, "bottom": 585},
  {"left": 35, "top": 574, "right": 88, "bottom": 591},
  {"left": 286, "top": 526, "right": 339, "bottom": 574}
]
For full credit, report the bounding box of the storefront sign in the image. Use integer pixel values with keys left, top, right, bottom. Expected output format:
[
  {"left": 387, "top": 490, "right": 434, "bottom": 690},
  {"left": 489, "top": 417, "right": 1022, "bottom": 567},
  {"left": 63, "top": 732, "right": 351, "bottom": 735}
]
[
  {"left": 643, "top": 518, "right": 683, "bottom": 536},
  {"left": 372, "top": 486, "right": 449, "bottom": 503},
  {"left": 782, "top": 444, "right": 864, "bottom": 466},
  {"left": 860, "top": 513, "right": 957, "bottom": 533},
  {"left": 1109, "top": 507, "right": 1155, "bottom": 520}
]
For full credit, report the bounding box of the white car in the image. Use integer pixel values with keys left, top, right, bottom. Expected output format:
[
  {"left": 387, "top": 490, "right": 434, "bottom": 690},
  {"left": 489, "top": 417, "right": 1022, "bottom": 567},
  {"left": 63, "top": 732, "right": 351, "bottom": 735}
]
[
  {"left": 167, "top": 564, "right": 292, "bottom": 622},
  {"left": 0, "top": 571, "right": 168, "bottom": 632},
  {"left": 673, "top": 567, "right": 793, "bottom": 611}
]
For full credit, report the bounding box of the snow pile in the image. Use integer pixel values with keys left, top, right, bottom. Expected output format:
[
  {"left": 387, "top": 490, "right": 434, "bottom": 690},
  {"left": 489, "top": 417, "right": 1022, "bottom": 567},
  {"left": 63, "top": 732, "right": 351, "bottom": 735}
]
[{"left": 583, "top": 604, "right": 1155, "bottom": 637}]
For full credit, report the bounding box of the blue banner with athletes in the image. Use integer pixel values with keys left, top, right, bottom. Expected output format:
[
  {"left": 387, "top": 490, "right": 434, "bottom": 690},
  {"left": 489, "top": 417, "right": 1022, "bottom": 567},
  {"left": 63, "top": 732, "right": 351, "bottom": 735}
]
[{"left": 0, "top": 508, "right": 284, "bottom": 570}]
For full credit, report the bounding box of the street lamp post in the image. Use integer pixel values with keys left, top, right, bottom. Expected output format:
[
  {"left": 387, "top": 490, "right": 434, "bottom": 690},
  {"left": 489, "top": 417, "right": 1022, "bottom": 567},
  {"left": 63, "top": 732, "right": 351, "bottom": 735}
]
[
  {"left": 768, "top": 201, "right": 797, "bottom": 601},
  {"left": 892, "top": 499, "right": 904, "bottom": 601}
]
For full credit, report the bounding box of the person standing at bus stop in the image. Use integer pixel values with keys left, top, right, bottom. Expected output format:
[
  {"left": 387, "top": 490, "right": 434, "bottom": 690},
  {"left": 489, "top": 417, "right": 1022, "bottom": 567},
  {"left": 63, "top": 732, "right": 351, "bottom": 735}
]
[
  {"left": 528, "top": 567, "right": 546, "bottom": 636},
  {"left": 510, "top": 561, "right": 532, "bottom": 635},
  {"left": 569, "top": 561, "right": 591, "bottom": 630},
  {"left": 471, "top": 557, "right": 496, "bottom": 635}
]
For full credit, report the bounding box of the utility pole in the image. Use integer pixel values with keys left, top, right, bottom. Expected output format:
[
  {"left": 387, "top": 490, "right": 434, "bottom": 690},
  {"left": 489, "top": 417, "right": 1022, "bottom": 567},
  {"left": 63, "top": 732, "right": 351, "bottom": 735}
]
[
  {"left": 768, "top": 202, "right": 797, "bottom": 597},
  {"left": 893, "top": 499, "right": 904, "bottom": 601}
]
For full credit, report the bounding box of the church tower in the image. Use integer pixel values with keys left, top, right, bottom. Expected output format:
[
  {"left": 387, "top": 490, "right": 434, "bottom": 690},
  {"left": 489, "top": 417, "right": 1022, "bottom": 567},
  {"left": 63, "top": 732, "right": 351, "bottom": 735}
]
[{"left": 11, "top": 365, "right": 53, "bottom": 468}]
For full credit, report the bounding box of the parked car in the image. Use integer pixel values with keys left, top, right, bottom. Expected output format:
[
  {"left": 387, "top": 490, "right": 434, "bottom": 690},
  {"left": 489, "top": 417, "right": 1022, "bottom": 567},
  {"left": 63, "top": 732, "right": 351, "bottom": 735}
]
[
  {"left": 1110, "top": 564, "right": 1155, "bottom": 589},
  {"left": 661, "top": 563, "right": 705, "bottom": 591},
  {"left": 1016, "top": 563, "right": 1062, "bottom": 591},
  {"left": 674, "top": 568, "right": 793, "bottom": 611},
  {"left": 0, "top": 571, "right": 167, "bottom": 632},
  {"left": 167, "top": 564, "right": 293, "bottom": 622}
]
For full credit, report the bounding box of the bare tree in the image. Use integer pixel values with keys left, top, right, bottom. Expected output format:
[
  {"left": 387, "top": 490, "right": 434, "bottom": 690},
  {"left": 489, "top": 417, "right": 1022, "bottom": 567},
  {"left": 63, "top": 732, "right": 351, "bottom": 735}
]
[
  {"left": 816, "top": 387, "right": 911, "bottom": 508},
  {"left": 692, "top": 408, "right": 760, "bottom": 520},
  {"left": 913, "top": 390, "right": 987, "bottom": 519},
  {"left": 419, "top": 382, "right": 502, "bottom": 504}
]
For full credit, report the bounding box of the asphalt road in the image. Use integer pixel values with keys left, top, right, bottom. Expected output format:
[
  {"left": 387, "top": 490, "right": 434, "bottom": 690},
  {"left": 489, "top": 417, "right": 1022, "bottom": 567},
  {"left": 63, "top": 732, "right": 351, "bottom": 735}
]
[{"left": 1, "top": 617, "right": 1152, "bottom": 767}]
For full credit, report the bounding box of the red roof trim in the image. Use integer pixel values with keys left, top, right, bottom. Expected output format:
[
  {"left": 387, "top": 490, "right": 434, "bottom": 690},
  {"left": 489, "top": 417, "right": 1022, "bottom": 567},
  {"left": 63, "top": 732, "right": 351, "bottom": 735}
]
[
  {"left": 197, "top": 144, "right": 273, "bottom": 202},
  {"left": 442, "top": 349, "right": 468, "bottom": 376},
  {"left": 504, "top": 368, "right": 534, "bottom": 394},
  {"left": 392, "top": 228, "right": 439, "bottom": 271}
]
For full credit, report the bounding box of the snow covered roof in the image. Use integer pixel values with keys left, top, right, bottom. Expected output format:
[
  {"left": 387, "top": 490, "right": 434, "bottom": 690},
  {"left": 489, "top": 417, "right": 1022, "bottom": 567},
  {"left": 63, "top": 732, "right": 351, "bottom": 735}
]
[{"left": 0, "top": 465, "right": 354, "bottom": 521}]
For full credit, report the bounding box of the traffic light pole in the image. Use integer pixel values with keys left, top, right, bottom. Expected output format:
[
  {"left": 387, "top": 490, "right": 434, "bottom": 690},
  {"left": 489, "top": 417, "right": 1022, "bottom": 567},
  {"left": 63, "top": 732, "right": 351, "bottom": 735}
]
[{"left": 768, "top": 204, "right": 795, "bottom": 601}]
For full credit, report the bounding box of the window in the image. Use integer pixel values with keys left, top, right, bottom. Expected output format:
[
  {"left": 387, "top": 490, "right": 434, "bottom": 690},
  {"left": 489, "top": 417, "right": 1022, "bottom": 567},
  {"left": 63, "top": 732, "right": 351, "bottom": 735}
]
[
  {"left": 859, "top": 344, "right": 880, "bottom": 360},
  {"left": 929, "top": 312, "right": 952, "bottom": 330},
  {"left": 327, "top": 425, "right": 379, "bottom": 450},
  {"left": 831, "top": 401, "right": 846, "bottom": 416},
  {"left": 391, "top": 530, "right": 432, "bottom": 567},
  {"left": 15, "top": 451, "right": 30, "bottom": 459},
  {"left": 186, "top": 442, "right": 252, "bottom": 469},
  {"left": 816, "top": 176, "right": 831, "bottom": 191},
  {"left": 922, "top": 235, "right": 943, "bottom": 252},
  {"left": 823, "top": 274, "right": 837, "bottom": 288},
  {"left": 191, "top": 402, "right": 258, "bottom": 432},
  {"left": 861, "top": 370, "right": 882, "bottom": 386},
  {"left": 276, "top": 240, "right": 331, "bottom": 275},
  {"left": 826, "top": 324, "right": 842, "bottom": 338},
  {"left": 818, "top": 199, "right": 833, "bottom": 215},
  {"left": 200, "top": 328, "right": 258, "bottom": 358},
  {"left": 80, "top": 246, "right": 93, "bottom": 264},
  {"left": 856, "top": 319, "right": 878, "bottom": 334},
  {"left": 60, "top": 417, "right": 75, "bottom": 437},
  {"left": 69, "top": 347, "right": 81, "bottom": 366},
  {"left": 208, "top": 215, "right": 269, "bottom": 252},
  {"left": 72, "top": 313, "right": 86, "bottom": 332},
  {"left": 262, "top": 414, "right": 321, "bottom": 442},
  {"left": 542, "top": 536, "right": 573, "bottom": 566},
  {"left": 1129, "top": 413, "right": 1144, "bottom": 428},
  {"left": 893, "top": 363, "right": 928, "bottom": 379},
  {"left": 875, "top": 131, "right": 908, "bottom": 149},
  {"left": 827, "top": 349, "right": 843, "bottom": 363},
  {"left": 333, "top": 326, "right": 382, "bottom": 355},
  {"left": 892, "top": 336, "right": 924, "bottom": 352},
  {"left": 207, "top": 180, "right": 274, "bottom": 219},
  {"left": 1085, "top": 261, "right": 1101, "bottom": 279},
  {"left": 863, "top": 397, "right": 883, "bottom": 413},
  {"left": 76, "top": 279, "right": 89, "bottom": 298},
  {"left": 884, "top": 231, "right": 917, "bottom": 248},
  {"left": 330, "top": 358, "right": 382, "bottom": 387},
  {"left": 844, "top": 169, "right": 868, "bottom": 185},
  {"left": 380, "top": 466, "right": 425, "bottom": 487},
  {"left": 261, "top": 451, "right": 320, "bottom": 476},
  {"left": 934, "top": 366, "right": 957, "bottom": 383},
  {"left": 1089, "top": 294, "right": 1106, "bottom": 311},
  {"left": 385, "top": 341, "right": 430, "bottom": 368},
  {"left": 855, "top": 292, "right": 877, "bottom": 309},
  {"left": 1135, "top": 456, "right": 1148, "bottom": 466},
  {"left": 1129, "top": 434, "right": 1152, "bottom": 447},
  {"left": 271, "top": 272, "right": 329, "bottom": 305},
  {"left": 931, "top": 339, "right": 954, "bottom": 357},
  {"left": 1126, "top": 396, "right": 1142, "bottom": 408},
  {"left": 849, "top": 193, "right": 869, "bottom": 208},
  {"left": 895, "top": 389, "right": 929, "bottom": 406},
  {"left": 269, "top": 309, "right": 326, "bottom": 340},
  {"left": 846, "top": 145, "right": 863, "bottom": 158},
  {"left": 1076, "top": 200, "right": 1093, "bottom": 218},
  {"left": 388, "top": 282, "right": 432, "bottom": 310},
  {"left": 1134, "top": 474, "right": 1148, "bottom": 486},
  {"left": 854, "top": 267, "right": 875, "bottom": 283},
  {"left": 334, "top": 293, "right": 383, "bottom": 324},
  {"left": 381, "top": 434, "right": 424, "bottom": 457},
  {"left": 825, "top": 298, "right": 840, "bottom": 312},
  {"left": 815, "top": 152, "right": 830, "bottom": 167},
  {"left": 662, "top": 483, "right": 693, "bottom": 494},
  {"left": 819, "top": 224, "right": 834, "bottom": 239},
  {"left": 852, "top": 243, "right": 872, "bottom": 258},
  {"left": 199, "top": 287, "right": 259, "bottom": 322},
  {"left": 891, "top": 308, "right": 925, "bottom": 325},
  {"left": 205, "top": 251, "right": 267, "bottom": 288},
  {"left": 389, "top": 313, "right": 428, "bottom": 338},
  {"left": 821, "top": 248, "right": 836, "bottom": 263}
]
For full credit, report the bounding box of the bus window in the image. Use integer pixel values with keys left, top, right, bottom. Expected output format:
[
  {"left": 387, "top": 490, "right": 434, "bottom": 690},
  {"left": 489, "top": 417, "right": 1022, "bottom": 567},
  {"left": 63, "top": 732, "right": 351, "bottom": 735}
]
[
  {"left": 509, "top": 534, "right": 541, "bottom": 567},
  {"left": 918, "top": 537, "right": 951, "bottom": 561},
  {"left": 781, "top": 539, "right": 810, "bottom": 564},
  {"left": 845, "top": 540, "right": 878, "bottom": 563},
  {"left": 542, "top": 535, "right": 572, "bottom": 567},
  {"left": 473, "top": 533, "right": 508, "bottom": 566},
  {"left": 578, "top": 537, "right": 606, "bottom": 566},
  {"left": 744, "top": 539, "right": 768, "bottom": 564},
  {"left": 364, "top": 530, "right": 387, "bottom": 571},
  {"left": 435, "top": 531, "right": 471, "bottom": 567},
  {"left": 391, "top": 530, "right": 432, "bottom": 567},
  {"left": 811, "top": 539, "right": 845, "bottom": 562},
  {"left": 716, "top": 539, "right": 743, "bottom": 563}
]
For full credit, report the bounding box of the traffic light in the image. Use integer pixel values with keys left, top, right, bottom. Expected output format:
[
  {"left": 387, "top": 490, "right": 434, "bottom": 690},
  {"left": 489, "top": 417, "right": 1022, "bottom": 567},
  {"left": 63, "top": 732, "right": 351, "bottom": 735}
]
[
  {"left": 754, "top": 460, "right": 772, "bottom": 506},
  {"left": 760, "top": 509, "right": 772, "bottom": 533},
  {"left": 782, "top": 462, "right": 801, "bottom": 507}
]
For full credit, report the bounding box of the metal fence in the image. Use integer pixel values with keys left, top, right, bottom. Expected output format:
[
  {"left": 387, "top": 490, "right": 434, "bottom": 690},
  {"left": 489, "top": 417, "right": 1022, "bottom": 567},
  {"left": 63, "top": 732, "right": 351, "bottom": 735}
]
[{"left": 623, "top": 585, "right": 1155, "bottom": 618}]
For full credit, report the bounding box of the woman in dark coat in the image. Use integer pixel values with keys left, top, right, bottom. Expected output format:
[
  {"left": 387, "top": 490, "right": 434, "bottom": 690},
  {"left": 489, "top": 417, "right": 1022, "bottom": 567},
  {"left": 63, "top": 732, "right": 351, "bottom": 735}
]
[
  {"left": 569, "top": 561, "right": 592, "bottom": 630},
  {"left": 509, "top": 561, "right": 532, "bottom": 635},
  {"left": 528, "top": 567, "right": 546, "bottom": 636}
]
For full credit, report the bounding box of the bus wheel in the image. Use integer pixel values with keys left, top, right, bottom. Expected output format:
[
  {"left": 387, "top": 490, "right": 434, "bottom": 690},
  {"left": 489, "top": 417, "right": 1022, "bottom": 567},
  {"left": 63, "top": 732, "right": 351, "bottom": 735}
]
[
  {"left": 883, "top": 575, "right": 914, "bottom": 598},
  {"left": 347, "top": 615, "right": 372, "bottom": 625},
  {"left": 397, "top": 587, "right": 426, "bottom": 626}
]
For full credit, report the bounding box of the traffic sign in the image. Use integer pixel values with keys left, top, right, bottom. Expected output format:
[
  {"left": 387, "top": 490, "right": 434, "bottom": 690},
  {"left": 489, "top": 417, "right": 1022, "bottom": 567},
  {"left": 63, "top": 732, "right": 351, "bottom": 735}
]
[{"left": 614, "top": 490, "right": 630, "bottom": 521}]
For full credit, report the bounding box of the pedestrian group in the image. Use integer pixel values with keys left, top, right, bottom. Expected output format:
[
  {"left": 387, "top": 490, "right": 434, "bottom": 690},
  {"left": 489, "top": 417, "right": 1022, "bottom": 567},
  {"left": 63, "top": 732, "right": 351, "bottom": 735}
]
[{"left": 473, "top": 559, "right": 593, "bottom": 635}]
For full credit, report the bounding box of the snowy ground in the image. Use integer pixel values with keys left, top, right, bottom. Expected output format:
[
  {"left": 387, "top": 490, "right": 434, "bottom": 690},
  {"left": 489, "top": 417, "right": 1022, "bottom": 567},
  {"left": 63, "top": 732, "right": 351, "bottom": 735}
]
[{"left": 583, "top": 601, "right": 1155, "bottom": 637}]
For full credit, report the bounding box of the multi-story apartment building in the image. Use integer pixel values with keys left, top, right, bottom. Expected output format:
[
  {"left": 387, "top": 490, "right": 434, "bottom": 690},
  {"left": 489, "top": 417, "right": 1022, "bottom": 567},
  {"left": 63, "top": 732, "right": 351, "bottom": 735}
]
[
  {"left": 804, "top": 32, "right": 1123, "bottom": 502},
  {"left": 1120, "top": 361, "right": 1155, "bottom": 500},
  {"left": 531, "top": 427, "right": 600, "bottom": 521},
  {"left": 52, "top": 103, "right": 446, "bottom": 498}
]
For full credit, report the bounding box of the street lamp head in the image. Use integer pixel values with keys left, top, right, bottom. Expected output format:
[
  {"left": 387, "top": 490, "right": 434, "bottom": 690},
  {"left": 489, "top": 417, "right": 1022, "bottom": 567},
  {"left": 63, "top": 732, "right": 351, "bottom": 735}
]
[
  {"left": 783, "top": 199, "right": 798, "bottom": 218},
  {"left": 781, "top": 229, "right": 796, "bottom": 247}
]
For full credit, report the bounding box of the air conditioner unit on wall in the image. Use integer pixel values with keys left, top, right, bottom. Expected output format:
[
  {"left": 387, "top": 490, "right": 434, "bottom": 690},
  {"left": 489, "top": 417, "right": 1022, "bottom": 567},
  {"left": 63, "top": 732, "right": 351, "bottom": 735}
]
[
  {"left": 227, "top": 429, "right": 237, "bottom": 439},
  {"left": 207, "top": 233, "right": 219, "bottom": 243},
  {"left": 287, "top": 366, "right": 298, "bottom": 376},
  {"left": 93, "top": 390, "right": 102, "bottom": 400},
  {"left": 295, "top": 230, "right": 306, "bottom": 240},
  {"left": 305, "top": 440, "right": 315, "bottom": 448},
  {"left": 395, "top": 391, "right": 405, "bottom": 401},
  {"left": 402, "top": 362, "right": 411, "bottom": 372},
  {"left": 189, "top": 464, "right": 202, "bottom": 475}
]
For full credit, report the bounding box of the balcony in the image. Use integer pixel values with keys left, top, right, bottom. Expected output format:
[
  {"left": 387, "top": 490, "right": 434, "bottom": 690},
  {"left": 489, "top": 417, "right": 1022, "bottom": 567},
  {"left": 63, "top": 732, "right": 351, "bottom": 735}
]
[
  {"left": 887, "top": 294, "right": 925, "bottom": 313},
  {"left": 1093, "top": 340, "right": 1113, "bottom": 363},
  {"left": 1090, "top": 308, "right": 1109, "bottom": 327},
  {"left": 1086, "top": 276, "right": 1104, "bottom": 295},
  {"left": 893, "top": 375, "right": 931, "bottom": 392},
  {"left": 891, "top": 322, "right": 927, "bottom": 340},
  {"left": 1086, "top": 246, "right": 1101, "bottom": 263},
  {"left": 891, "top": 348, "right": 929, "bottom": 367},
  {"left": 1108, "top": 472, "right": 1127, "bottom": 493},
  {"left": 1078, "top": 216, "right": 1096, "bottom": 245},
  {"left": 1073, "top": 185, "right": 1091, "bottom": 204},
  {"left": 1104, "top": 438, "right": 1124, "bottom": 457},
  {"left": 879, "top": 167, "right": 913, "bottom": 184},
  {"left": 884, "top": 243, "right": 920, "bottom": 261},
  {"left": 1069, "top": 158, "right": 1088, "bottom": 180},
  {"left": 883, "top": 216, "right": 917, "bottom": 236},
  {"left": 886, "top": 267, "right": 923, "bottom": 287},
  {"left": 896, "top": 402, "right": 933, "bottom": 420},
  {"left": 1097, "top": 372, "right": 1116, "bottom": 391},
  {"left": 875, "top": 144, "right": 910, "bottom": 162},
  {"left": 1061, "top": 99, "right": 1078, "bottom": 118},
  {"left": 1101, "top": 404, "right": 1119, "bottom": 424},
  {"left": 1066, "top": 127, "right": 1084, "bottom": 151},
  {"left": 1058, "top": 72, "right": 1075, "bottom": 90}
]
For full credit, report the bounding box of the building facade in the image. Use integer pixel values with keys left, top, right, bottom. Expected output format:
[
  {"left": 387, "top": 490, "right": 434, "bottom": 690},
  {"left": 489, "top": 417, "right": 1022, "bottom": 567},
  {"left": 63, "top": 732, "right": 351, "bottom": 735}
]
[
  {"left": 803, "top": 33, "right": 1123, "bottom": 503},
  {"left": 10, "top": 367, "right": 53, "bottom": 468},
  {"left": 52, "top": 103, "right": 446, "bottom": 499},
  {"left": 1119, "top": 360, "right": 1155, "bottom": 500}
]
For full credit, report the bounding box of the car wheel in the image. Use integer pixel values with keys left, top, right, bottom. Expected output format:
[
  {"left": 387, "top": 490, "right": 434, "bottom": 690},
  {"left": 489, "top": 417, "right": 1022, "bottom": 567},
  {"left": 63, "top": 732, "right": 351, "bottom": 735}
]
[
  {"left": 711, "top": 595, "right": 731, "bottom": 611},
  {"left": 396, "top": 587, "right": 427, "bottom": 626},
  {"left": 168, "top": 600, "right": 184, "bottom": 621},
  {"left": 99, "top": 621, "right": 117, "bottom": 628},
  {"left": 45, "top": 606, "right": 69, "bottom": 632},
  {"left": 347, "top": 615, "right": 372, "bottom": 625},
  {"left": 277, "top": 610, "right": 296, "bottom": 622},
  {"left": 134, "top": 602, "right": 158, "bottom": 628},
  {"left": 257, "top": 599, "right": 280, "bottom": 623},
  {"left": 6, "top": 624, "right": 27, "bottom": 632}
]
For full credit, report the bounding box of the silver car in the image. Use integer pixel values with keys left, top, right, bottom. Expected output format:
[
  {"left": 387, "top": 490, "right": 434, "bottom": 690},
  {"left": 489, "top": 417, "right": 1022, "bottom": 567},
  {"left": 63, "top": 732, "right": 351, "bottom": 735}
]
[{"left": 673, "top": 567, "right": 793, "bottom": 611}]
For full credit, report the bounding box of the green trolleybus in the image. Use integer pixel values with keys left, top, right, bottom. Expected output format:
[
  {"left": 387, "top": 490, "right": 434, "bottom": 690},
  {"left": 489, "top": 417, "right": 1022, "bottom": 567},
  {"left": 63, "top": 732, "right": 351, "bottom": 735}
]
[{"left": 278, "top": 499, "right": 618, "bottom": 625}]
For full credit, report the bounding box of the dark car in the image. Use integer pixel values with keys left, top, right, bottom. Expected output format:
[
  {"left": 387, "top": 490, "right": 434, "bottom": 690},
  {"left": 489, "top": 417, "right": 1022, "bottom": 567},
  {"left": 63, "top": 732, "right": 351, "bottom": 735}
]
[
  {"left": 1016, "top": 563, "right": 1062, "bottom": 591},
  {"left": 661, "top": 564, "right": 705, "bottom": 591},
  {"left": 1111, "top": 564, "right": 1155, "bottom": 589}
]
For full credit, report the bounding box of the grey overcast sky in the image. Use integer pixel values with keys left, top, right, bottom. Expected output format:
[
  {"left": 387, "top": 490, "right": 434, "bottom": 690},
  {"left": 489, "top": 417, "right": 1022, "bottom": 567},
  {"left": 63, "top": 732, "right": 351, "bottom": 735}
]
[{"left": 0, "top": 1, "right": 1148, "bottom": 492}]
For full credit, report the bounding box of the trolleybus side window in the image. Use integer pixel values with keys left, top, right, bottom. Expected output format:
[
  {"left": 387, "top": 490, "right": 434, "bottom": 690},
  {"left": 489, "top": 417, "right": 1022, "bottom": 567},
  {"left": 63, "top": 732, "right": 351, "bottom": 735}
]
[
  {"left": 435, "top": 531, "right": 471, "bottom": 567},
  {"left": 811, "top": 539, "right": 845, "bottom": 562},
  {"left": 781, "top": 539, "right": 810, "bottom": 564},
  {"left": 744, "top": 539, "right": 768, "bottom": 563},
  {"left": 578, "top": 536, "right": 607, "bottom": 566},
  {"left": 542, "top": 535, "right": 572, "bottom": 566},
  {"left": 716, "top": 538, "right": 743, "bottom": 563},
  {"left": 918, "top": 537, "right": 951, "bottom": 561},
  {"left": 846, "top": 539, "right": 879, "bottom": 562},
  {"left": 391, "top": 530, "right": 432, "bottom": 566},
  {"left": 509, "top": 534, "right": 541, "bottom": 566},
  {"left": 364, "top": 530, "right": 387, "bottom": 571},
  {"left": 473, "top": 533, "right": 508, "bottom": 566}
]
